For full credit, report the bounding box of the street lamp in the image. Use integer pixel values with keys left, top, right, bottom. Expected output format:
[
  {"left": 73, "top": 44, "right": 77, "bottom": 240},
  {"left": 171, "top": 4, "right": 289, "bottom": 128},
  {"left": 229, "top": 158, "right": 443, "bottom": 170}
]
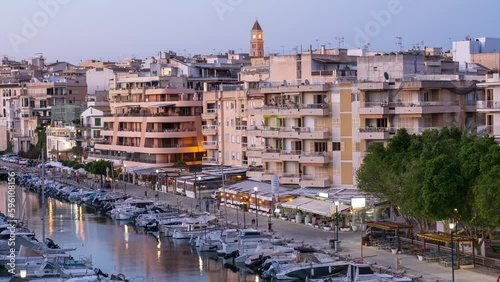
[
  {"left": 58, "top": 152, "right": 61, "bottom": 161},
  {"left": 334, "top": 201, "right": 340, "bottom": 241},
  {"left": 197, "top": 176, "right": 202, "bottom": 211},
  {"left": 449, "top": 221, "right": 456, "bottom": 282},
  {"left": 155, "top": 169, "right": 159, "bottom": 191},
  {"left": 105, "top": 167, "right": 109, "bottom": 189},
  {"left": 254, "top": 187, "right": 259, "bottom": 228},
  {"left": 123, "top": 164, "right": 127, "bottom": 194}
]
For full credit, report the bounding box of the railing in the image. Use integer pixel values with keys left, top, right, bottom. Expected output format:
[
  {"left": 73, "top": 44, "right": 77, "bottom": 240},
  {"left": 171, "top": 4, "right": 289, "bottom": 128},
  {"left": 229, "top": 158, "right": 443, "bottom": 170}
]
[
  {"left": 259, "top": 103, "right": 328, "bottom": 110},
  {"left": 359, "top": 127, "right": 396, "bottom": 133},
  {"left": 146, "top": 144, "right": 197, "bottom": 148},
  {"left": 104, "top": 112, "right": 197, "bottom": 117},
  {"left": 261, "top": 126, "right": 329, "bottom": 133},
  {"left": 202, "top": 125, "right": 217, "bottom": 130},
  {"left": 264, "top": 149, "right": 281, "bottom": 153},
  {"left": 235, "top": 125, "right": 247, "bottom": 130},
  {"left": 301, "top": 174, "right": 329, "bottom": 180},
  {"left": 202, "top": 141, "right": 218, "bottom": 146},
  {"left": 477, "top": 100, "right": 500, "bottom": 109},
  {"left": 202, "top": 157, "right": 218, "bottom": 163},
  {"left": 311, "top": 70, "right": 334, "bottom": 76},
  {"left": 87, "top": 154, "right": 125, "bottom": 160},
  {"left": 247, "top": 145, "right": 264, "bottom": 151},
  {"left": 241, "top": 143, "right": 248, "bottom": 148},
  {"left": 301, "top": 151, "right": 327, "bottom": 157},
  {"left": 280, "top": 150, "right": 302, "bottom": 155},
  {"left": 360, "top": 101, "right": 460, "bottom": 108},
  {"left": 203, "top": 109, "right": 217, "bottom": 114}
]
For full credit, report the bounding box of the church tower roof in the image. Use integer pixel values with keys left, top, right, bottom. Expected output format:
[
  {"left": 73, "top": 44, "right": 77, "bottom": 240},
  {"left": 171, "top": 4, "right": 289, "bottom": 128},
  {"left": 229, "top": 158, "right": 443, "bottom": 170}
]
[{"left": 251, "top": 20, "right": 262, "bottom": 31}]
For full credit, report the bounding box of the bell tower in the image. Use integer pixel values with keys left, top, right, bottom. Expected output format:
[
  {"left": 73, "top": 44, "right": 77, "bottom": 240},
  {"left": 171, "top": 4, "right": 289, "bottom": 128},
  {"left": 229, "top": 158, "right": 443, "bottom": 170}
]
[{"left": 250, "top": 20, "right": 264, "bottom": 58}]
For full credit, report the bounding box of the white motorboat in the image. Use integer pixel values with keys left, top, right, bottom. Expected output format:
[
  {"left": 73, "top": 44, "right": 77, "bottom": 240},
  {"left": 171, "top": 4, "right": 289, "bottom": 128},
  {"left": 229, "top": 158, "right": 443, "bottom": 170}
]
[
  {"left": 262, "top": 253, "right": 349, "bottom": 280},
  {"left": 13, "top": 253, "right": 94, "bottom": 278},
  {"left": 304, "top": 261, "right": 413, "bottom": 281}
]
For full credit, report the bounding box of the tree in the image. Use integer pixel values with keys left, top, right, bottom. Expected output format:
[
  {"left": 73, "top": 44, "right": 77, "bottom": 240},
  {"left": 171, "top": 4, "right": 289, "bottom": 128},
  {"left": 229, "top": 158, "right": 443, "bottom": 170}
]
[
  {"left": 86, "top": 160, "right": 114, "bottom": 188},
  {"left": 357, "top": 126, "right": 500, "bottom": 255}
]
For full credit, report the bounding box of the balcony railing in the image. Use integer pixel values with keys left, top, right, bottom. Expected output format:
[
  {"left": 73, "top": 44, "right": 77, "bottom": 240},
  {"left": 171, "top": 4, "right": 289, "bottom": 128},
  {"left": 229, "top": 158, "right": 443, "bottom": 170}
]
[
  {"left": 360, "top": 101, "right": 460, "bottom": 108},
  {"left": 202, "top": 125, "right": 217, "bottom": 130},
  {"left": 280, "top": 150, "right": 302, "bottom": 155},
  {"left": 202, "top": 141, "right": 218, "bottom": 147},
  {"left": 477, "top": 100, "right": 500, "bottom": 109},
  {"left": 202, "top": 157, "right": 218, "bottom": 164},
  {"left": 235, "top": 125, "right": 247, "bottom": 130},
  {"left": 204, "top": 109, "right": 217, "bottom": 114}
]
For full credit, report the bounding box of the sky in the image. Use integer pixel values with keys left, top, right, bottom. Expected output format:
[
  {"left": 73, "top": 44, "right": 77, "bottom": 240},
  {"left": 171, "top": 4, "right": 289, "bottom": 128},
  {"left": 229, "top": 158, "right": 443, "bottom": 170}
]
[{"left": 0, "top": 0, "right": 499, "bottom": 64}]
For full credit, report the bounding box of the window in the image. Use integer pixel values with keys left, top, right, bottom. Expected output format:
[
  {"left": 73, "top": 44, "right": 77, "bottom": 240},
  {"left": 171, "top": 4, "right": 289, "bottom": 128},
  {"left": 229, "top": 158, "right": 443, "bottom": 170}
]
[
  {"left": 314, "top": 142, "right": 327, "bottom": 152},
  {"left": 332, "top": 142, "right": 340, "bottom": 151},
  {"left": 94, "top": 118, "right": 101, "bottom": 126},
  {"left": 236, "top": 136, "right": 240, "bottom": 143},
  {"left": 231, "top": 135, "right": 235, "bottom": 143}
]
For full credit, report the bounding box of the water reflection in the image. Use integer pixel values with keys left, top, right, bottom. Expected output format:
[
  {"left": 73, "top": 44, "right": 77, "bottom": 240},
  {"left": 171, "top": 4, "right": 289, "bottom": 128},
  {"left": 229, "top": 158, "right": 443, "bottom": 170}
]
[{"left": 0, "top": 184, "right": 259, "bottom": 281}]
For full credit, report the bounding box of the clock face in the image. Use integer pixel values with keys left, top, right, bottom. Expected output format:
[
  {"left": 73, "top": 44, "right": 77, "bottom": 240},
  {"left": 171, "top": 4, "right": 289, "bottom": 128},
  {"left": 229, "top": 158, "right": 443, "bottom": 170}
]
[
  {"left": 253, "top": 34, "right": 256, "bottom": 39},
  {"left": 258, "top": 34, "right": 262, "bottom": 39}
]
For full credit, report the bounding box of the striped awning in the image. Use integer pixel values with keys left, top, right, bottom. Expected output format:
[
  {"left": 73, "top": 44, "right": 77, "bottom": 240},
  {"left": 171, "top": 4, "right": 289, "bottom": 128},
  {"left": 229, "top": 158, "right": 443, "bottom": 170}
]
[{"left": 417, "top": 232, "right": 473, "bottom": 243}]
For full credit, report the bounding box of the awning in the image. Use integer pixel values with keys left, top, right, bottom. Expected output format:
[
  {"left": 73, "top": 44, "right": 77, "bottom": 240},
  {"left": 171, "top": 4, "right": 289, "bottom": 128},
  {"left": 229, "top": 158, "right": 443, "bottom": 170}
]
[
  {"left": 281, "top": 196, "right": 313, "bottom": 209},
  {"left": 144, "top": 103, "right": 175, "bottom": 108},
  {"left": 360, "top": 114, "right": 384, "bottom": 119},
  {"left": 398, "top": 114, "right": 421, "bottom": 118},
  {"left": 115, "top": 104, "right": 140, "bottom": 109},
  {"left": 297, "top": 200, "right": 334, "bottom": 217},
  {"left": 417, "top": 232, "right": 473, "bottom": 243}
]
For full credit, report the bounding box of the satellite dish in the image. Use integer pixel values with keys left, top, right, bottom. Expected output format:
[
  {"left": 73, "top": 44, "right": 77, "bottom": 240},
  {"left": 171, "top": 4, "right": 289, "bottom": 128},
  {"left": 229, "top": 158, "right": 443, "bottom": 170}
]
[
  {"left": 304, "top": 79, "right": 310, "bottom": 85},
  {"left": 283, "top": 80, "right": 288, "bottom": 86},
  {"left": 324, "top": 97, "right": 329, "bottom": 103},
  {"left": 384, "top": 72, "right": 389, "bottom": 81}
]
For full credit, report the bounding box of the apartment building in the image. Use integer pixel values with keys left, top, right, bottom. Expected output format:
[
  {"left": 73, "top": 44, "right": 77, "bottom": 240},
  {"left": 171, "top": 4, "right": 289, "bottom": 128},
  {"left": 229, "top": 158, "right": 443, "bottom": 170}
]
[
  {"left": 92, "top": 74, "right": 205, "bottom": 168},
  {"left": 46, "top": 125, "right": 78, "bottom": 161},
  {"left": 349, "top": 53, "right": 484, "bottom": 185},
  {"left": 477, "top": 72, "right": 500, "bottom": 140},
  {"left": 201, "top": 84, "right": 264, "bottom": 167}
]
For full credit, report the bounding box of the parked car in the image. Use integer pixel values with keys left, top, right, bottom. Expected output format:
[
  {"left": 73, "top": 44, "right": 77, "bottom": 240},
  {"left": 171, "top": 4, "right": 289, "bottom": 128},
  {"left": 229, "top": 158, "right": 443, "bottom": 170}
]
[
  {"left": 8, "top": 157, "right": 19, "bottom": 163},
  {"left": 18, "top": 159, "right": 28, "bottom": 165}
]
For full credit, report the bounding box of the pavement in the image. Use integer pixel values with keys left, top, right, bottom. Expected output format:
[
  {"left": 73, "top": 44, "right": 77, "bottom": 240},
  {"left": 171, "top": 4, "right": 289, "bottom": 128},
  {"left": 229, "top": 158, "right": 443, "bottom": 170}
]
[{"left": 5, "top": 161, "right": 500, "bottom": 282}]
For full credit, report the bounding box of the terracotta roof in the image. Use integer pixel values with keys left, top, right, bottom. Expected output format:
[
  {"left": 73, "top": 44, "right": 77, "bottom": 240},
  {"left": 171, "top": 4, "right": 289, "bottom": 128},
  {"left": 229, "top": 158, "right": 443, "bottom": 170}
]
[{"left": 252, "top": 20, "right": 262, "bottom": 31}]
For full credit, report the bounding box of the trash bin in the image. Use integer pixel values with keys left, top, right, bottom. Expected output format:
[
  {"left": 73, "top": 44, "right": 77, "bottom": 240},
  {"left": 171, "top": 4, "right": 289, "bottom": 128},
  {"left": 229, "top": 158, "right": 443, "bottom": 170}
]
[
  {"left": 361, "top": 236, "right": 368, "bottom": 246},
  {"left": 329, "top": 239, "right": 336, "bottom": 249}
]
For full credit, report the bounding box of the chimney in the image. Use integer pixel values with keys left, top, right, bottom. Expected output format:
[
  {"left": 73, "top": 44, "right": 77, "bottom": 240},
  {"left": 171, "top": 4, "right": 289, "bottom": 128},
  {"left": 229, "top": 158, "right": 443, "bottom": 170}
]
[{"left": 320, "top": 45, "right": 326, "bottom": 54}]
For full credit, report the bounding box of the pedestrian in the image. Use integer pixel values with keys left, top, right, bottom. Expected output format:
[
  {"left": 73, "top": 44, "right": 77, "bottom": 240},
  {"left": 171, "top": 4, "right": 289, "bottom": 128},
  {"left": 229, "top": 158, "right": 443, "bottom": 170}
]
[
  {"left": 155, "top": 191, "right": 159, "bottom": 201},
  {"left": 205, "top": 198, "right": 210, "bottom": 212},
  {"left": 144, "top": 190, "right": 148, "bottom": 198}
]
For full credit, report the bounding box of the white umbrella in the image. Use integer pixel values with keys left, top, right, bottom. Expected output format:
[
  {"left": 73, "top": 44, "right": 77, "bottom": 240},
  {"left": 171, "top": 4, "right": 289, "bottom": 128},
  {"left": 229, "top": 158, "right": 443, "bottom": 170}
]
[{"left": 76, "top": 168, "right": 86, "bottom": 174}]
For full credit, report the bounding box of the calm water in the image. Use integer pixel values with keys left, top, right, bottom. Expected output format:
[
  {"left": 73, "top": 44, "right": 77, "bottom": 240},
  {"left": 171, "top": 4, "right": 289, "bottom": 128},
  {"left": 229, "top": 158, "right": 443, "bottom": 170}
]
[{"left": 0, "top": 182, "right": 259, "bottom": 282}]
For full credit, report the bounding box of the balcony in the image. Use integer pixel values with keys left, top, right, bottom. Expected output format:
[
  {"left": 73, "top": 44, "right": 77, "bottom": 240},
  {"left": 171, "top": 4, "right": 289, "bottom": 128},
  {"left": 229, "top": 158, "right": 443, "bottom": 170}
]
[
  {"left": 299, "top": 103, "right": 330, "bottom": 116},
  {"left": 246, "top": 125, "right": 262, "bottom": 136},
  {"left": 202, "top": 157, "right": 218, "bottom": 165},
  {"left": 87, "top": 153, "right": 126, "bottom": 161},
  {"left": 246, "top": 167, "right": 264, "bottom": 179},
  {"left": 300, "top": 152, "right": 329, "bottom": 164},
  {"left": 298, "top": 128, "right": 331, "bottom": 139},
  {"left": 262, "top": 149, "right": 280, "bottom": 160},
  {"left": 201, "top": 125, "right": 218, "bottom": 135},
  {"left": 241, "top": 143, "right": 248, "bottom": 151},
  {"left": 299, "top": 175, "right": 331, "bottom": 188},
  {"left": 279, "top": 173, "right": 301, "bottom": 185},
  {"left": 247, "top": 146, "right": 264, "bottom": 158},
  {"left": 280, "top": 150, "right": 301, "bottom": 162},
  {"left": 394, "top": 101, "right": 460, "bottom": 115},
  {"left": 145, "top": 128, "right": 197, "bottom": 138},
  {"left": 201, "top": 109, "right": 217, "bottom": 120},
  {"left": 358, "top": 127, "right": 395, "bottom": 140},
  {"left": 359, "top": 102, "right": 391, "bottom": 116},
  {"left": 477, "top": 101, "right": 500, "bottom": 112},
  {"left": 202, "top": 141, "right": 219, "bottom": 150},
  {"left": 262, "top": 170, "right": 279, "bottom": 181}
]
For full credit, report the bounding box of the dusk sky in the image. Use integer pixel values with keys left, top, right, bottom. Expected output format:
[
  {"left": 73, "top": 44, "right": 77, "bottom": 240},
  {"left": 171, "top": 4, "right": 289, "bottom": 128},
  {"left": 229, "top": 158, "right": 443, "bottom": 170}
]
[{"left": 0, "top": 0, "right": 498, "bottom": 64}]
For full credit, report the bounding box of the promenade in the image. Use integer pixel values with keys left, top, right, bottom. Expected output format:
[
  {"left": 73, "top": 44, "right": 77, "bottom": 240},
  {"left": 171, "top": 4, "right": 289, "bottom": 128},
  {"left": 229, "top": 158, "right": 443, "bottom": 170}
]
[{"left": 6, "top": 162, "right": 500, "bottom": 282}]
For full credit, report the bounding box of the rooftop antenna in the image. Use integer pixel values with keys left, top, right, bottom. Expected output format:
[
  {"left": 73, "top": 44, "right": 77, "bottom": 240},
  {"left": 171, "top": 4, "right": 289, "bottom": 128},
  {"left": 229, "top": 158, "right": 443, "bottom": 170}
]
[
  {"left": 396, "top": 36, "right": 403, "bottom": 52},
  {"left": 335, "top": 37, "right": 344, "bottom": 48}
]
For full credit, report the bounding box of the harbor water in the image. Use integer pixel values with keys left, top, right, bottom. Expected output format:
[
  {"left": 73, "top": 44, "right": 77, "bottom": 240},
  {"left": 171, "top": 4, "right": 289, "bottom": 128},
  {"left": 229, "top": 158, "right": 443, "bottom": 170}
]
[{"left": 0, "top": 182, "right": 259, "bottom": 281}]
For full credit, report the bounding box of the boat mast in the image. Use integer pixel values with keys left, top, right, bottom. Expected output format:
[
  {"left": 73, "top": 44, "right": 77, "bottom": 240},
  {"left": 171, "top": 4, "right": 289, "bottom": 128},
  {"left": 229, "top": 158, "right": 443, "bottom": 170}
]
[{"left": 41, "top": 150, "right": 46, "bottom": 242}]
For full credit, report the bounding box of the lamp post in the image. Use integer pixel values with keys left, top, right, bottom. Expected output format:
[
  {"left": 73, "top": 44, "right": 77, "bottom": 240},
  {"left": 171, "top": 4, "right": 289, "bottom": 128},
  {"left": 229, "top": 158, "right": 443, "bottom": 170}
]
[
  {"left": 105, "top": 167, "right": 109, "bottom": 189},
  {"left": 449, "top": 221, "right": 456, "bottom": 282},
  {"left": 334, "top": 201, "right": 340, "bottom": 241},
  {"left": 155, "top": 169, "right": 159, "bottom": 191},
  {"left": 197, "top": 175, "right": 202, "bottom": 212},
  {"left": 242, "top": 195, "right": 246, "bottom": 229},
  {"left": 254, "top": 187, "right": 259, "bottom": 228},
  {"left": 123, "top": 164, "right": 127, "bottom": 194},
  {"left": 58, "top": 152, "right": 61, "bottom": 161}
]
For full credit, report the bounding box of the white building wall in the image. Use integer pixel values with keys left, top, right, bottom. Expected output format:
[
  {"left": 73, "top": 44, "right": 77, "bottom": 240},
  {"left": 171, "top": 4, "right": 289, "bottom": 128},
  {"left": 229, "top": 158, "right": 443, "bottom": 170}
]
[{"left": 86, "top": 68, "right": 115, "bottom": 94}]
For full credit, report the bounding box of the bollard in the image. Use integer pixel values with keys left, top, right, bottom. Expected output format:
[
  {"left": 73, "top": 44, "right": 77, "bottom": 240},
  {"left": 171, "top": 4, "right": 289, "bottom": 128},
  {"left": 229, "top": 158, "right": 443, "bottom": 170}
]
[{"left": 394, "top": 257, "right": 401, "bottom": 270}]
